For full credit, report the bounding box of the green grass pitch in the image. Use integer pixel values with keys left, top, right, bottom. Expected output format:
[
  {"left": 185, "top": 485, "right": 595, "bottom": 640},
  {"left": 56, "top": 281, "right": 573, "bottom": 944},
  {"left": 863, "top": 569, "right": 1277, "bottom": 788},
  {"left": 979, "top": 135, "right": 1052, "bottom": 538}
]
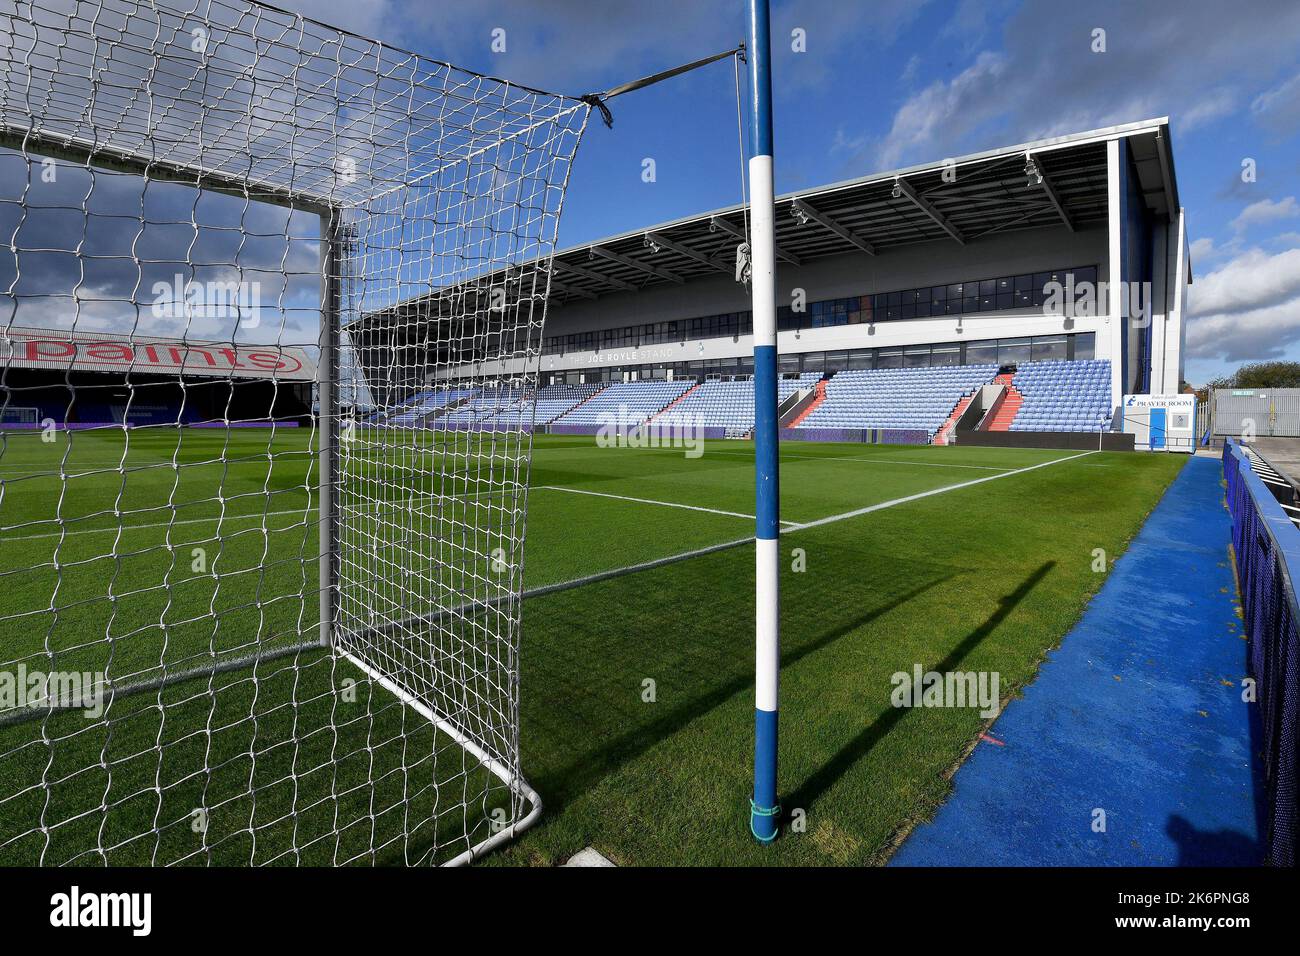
[{"left": 0, "top": 427, "right": 1184, "bottom": 865}]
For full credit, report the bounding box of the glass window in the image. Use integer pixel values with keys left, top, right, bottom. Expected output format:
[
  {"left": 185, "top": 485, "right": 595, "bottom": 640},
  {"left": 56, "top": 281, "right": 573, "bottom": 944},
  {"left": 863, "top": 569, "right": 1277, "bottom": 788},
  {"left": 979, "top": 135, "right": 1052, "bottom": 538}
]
[
  {"left": 998, "top": 337, "right": 1031, "bottom": 366},
  {"left": 904, "top": 347, "right": 930, "bottom": 368},
  {"left": 825, "top": 350, "right": 849, "bottom": 373},
  {"left": 1073, "top": 332, "right": 1095, "bottom": 360},
  {"left": 848, "top": 348, "right": 874, "bottom": 369},
  {"left": 801, "top": 351, "right": 825, "bottom": 373},
  {"left": 965, "top": 339, "right": 998, "bottom": 364},
  {"left": 1031, "top": 336, "right": 1068, "bottom": 362},
  {"left": 931, "top": 346, "right": 960, "bottom": 367},
  {"left": 877, "top": 348, "right": 903, "bottom": 369},
  {"left": 778, "top": 352, "right": 801, "bottom": 373},
  {"left": 1031, "top": 272, "right": 1052, "bottom": 306}
]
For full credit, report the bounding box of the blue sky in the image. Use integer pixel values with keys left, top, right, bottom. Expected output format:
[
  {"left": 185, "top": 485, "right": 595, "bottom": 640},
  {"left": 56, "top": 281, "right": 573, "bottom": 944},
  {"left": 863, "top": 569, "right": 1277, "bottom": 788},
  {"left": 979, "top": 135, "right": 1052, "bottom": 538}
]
[{"left": 34, "top": 0, "right": 1300, "bottom": 386}]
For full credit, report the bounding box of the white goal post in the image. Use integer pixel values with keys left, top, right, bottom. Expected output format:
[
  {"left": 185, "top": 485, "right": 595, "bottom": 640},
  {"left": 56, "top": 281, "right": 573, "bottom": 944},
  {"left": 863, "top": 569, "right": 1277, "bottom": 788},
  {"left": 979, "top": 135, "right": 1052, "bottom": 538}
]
[{"left": 0, "top": 0, "right": 588, "bottom": 865}]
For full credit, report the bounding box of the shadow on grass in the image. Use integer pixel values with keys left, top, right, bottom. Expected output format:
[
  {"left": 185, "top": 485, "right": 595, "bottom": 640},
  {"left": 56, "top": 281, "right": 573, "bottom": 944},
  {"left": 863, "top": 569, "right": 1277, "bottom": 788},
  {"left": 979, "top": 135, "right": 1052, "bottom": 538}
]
[
  {"left": 785, "top": 559, "right": 1056, "bottom": 815},
  {"left": 536, "top": 573, "right": 955, "bottom": 812}
]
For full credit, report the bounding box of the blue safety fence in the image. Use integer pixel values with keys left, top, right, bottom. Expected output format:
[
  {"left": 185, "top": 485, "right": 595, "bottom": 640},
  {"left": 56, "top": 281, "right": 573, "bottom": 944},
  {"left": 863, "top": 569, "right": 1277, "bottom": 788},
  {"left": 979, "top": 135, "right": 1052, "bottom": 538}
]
[{"left": 1223, "top": 439, "right": 1299, "bottom": 866}]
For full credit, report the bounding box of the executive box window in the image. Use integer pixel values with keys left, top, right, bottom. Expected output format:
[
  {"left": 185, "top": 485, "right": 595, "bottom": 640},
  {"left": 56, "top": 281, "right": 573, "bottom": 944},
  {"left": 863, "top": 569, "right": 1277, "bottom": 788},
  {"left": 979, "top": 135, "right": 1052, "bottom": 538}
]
[
  {"left": 931, "top": 346, "right": 961, "bottom": 367},
  {"left": 877, "top": 348, "right": 903, "bottom": 369},
  {"left": 998, "top": 337, "right": 1031, "bottom": 366},
  {"left": 1031, "top": 336, "right": 1068, "bottom": 362},
  {"left": 535, "top": 265, "right": 1098, "bottom": 360},
  {"left": 1074, "top": 332, "right": 1095, "bottom": 360},
  {"left": 965, "top": 339, "right": 999, "bottom": 365}
]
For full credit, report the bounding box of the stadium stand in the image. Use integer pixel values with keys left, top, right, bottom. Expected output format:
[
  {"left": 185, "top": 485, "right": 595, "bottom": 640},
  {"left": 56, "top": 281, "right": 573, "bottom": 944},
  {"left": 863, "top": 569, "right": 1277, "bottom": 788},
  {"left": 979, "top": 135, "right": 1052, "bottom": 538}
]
[
  {"left": 653, "top": 372, "right": 821, "bottom": 433},
  {"left": 1007, "top": 359, "right": 1113, "bottom": 432},
  {"left": 795, "top": 364, "right": 996, "bottom": 439},
  {"left": 482, "top": 383, "right": 604, "bottom": 428},
  {"left": 552, "top": 379, "right": 694, "bottom": 427},
  {"left": 438, "top": 387, "right": 526, "bottom": 427},
  {"left": 378, "top": 388, "right": 476, "bottom": 426}
]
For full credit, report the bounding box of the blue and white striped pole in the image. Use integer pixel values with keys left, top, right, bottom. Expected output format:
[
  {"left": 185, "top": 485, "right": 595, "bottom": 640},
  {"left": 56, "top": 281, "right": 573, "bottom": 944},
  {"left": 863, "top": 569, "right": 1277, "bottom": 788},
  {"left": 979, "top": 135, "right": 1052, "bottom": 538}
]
[{"left": 748, "top": 0, "right": 781, "bottom": 845}]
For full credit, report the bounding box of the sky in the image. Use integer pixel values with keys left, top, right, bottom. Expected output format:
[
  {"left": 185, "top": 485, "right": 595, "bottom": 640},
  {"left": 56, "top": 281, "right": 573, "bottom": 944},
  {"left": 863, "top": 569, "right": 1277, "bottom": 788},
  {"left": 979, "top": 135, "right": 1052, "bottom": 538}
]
[
  {"left": 281, "top": 0, "right": 1300, "bottom": 387},
  {"left": 6, "top": 0, "right": 1299, "bottom": 386}
]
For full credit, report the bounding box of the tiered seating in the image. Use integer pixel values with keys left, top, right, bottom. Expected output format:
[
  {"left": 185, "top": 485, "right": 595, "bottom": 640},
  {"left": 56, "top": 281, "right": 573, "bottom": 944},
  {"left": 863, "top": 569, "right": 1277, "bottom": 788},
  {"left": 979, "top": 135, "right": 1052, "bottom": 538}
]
[
  {"left": 553, "top": 380, "right": 694, "bottom": 426},
  {"left": 438, "top": 387, "right": 527, "bottom": 427},
  {"left": 655, "top": 372, "right": 821, "bottom": 432},
  {"left": 379, "top": 388, "right": 476, "bottom": 426},
  {"left": 796, "top": 364, "right": 997, "bottom": 439},
  {"left": 483, "top": 383, "right": 604, "bottom": 428},
  {"left": 1008, "top": 360, "right": 1112, "bottom": 432}
]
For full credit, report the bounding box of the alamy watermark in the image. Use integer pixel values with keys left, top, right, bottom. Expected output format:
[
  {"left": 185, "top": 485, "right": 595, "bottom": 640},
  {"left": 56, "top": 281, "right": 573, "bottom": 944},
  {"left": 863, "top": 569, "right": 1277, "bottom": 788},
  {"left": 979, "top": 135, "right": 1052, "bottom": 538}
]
[
  {"left": 890, "top": 665, "right": 1001, "bottom": 718},
  {"left": 1, "top": 665, "right": 106, "bottom": 719},
  {"left": 1042, "top": 275, "right": 1152, "bottom": 327},
  {"left": 151, "top": 274, "right": 262, "bottom": 327},
  {"left": 595, "top": 404, "right": 704, "bottom": 458}
]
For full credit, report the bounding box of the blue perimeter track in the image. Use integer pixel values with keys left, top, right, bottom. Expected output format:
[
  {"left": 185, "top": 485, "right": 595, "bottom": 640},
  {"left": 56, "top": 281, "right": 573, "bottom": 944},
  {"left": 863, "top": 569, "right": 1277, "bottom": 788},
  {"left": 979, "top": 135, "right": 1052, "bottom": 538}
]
[{"left": 891, "top": 454, "right": 1262, "bottom": 866}]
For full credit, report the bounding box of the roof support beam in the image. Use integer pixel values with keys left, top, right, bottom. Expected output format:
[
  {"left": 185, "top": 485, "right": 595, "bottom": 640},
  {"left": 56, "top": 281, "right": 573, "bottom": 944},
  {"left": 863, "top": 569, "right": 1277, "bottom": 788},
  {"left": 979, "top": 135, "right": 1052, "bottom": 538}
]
[
  {"left": 551, "top": 259, "right": 637, "bottom": 292},
  {"left": 1026, "top": 152, "right": 1075, "bottom": 232},
  {"left": 892, "top": 178, "right": 966, "bottom": 245},
  {"left": 643, "top": 232, "right": 734, "bottom": 276},
  {"left": 588, "top": 245, "right": 685, "bottom": 283},
  {"left": 708, "top": 215, "right": 803, "bottom": 265},
  {"left": 547, "top": 277, "right": 597, "bottom": 300},
  {"left": 789, "top": 198, "right": 876, "bottom": 255}
]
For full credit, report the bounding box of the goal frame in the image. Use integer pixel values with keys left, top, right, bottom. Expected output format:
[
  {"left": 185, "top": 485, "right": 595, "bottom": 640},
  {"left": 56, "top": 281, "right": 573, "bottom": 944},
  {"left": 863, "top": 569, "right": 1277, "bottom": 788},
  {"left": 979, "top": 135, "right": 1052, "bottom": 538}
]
[{"left": 0, "top": 0, "right": 586, "bottom": 865}]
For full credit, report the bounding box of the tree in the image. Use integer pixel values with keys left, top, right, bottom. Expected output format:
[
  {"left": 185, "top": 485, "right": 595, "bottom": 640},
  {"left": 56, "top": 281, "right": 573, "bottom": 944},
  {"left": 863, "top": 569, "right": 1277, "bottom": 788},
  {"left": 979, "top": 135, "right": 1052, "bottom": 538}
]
[{"left": 1207, "top": 361, "right": 1300, "bottom": 392}]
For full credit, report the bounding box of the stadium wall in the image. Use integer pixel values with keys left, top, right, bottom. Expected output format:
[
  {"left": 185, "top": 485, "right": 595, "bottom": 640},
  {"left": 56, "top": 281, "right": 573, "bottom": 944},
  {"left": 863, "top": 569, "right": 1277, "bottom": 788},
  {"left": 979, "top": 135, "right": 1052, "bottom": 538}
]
[{"left": 448, "top": 227, "right": 1110, "bottom": 381}]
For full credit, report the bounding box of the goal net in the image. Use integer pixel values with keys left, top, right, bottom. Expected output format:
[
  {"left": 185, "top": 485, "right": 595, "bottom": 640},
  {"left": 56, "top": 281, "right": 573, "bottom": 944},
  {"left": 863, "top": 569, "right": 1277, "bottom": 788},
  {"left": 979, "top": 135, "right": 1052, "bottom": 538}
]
[{"left": 0, "top": 0, "right": 587, "bottom": 865}]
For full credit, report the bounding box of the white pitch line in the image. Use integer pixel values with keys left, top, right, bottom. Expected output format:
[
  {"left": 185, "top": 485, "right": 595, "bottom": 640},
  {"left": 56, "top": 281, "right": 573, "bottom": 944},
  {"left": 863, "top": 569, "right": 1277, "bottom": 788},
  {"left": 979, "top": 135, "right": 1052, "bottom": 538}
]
[
  {"left": 785, "top": 450, "right": 1098, "bottom": 531},
  {"left": 699, "top": 448, "right": 1014, "bottom": 471},
  {"left": 0, "top": 487, "right": 526, "bottom": 543},
  {"left": 538, "top": 484, "right": 798, "bottom": 526},
  {"left": 0, "top": 508, "right": 316, "bottom": 542},
  {"left": 784, "top": 453, "right": 1012, "bottom": 471},
  {"left": 514, "top": 450, "right": 1098, "bottom": 601}
]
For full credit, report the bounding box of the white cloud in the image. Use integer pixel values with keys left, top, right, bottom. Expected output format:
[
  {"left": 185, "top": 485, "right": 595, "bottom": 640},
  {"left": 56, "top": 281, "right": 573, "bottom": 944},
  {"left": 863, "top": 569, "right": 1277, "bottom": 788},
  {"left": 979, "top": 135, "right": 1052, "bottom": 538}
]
[
  {"left": 1189, "top": 236, "right": 1218, "bottom": 263},
  {"left": 1230, "top": 196, "right": 1299, "bottom": 233},
  {"left": 1187, "top": 297, "right": 1300, "bottom": 361},
  {"left": 276, "top": 0, "right": 392, "bottom": 39},
  {"left": 871, "top": 1, "right": 1300, "bottom": 170},
  {"left": 1188, "top": 245, "right": 1300, "bottom": 316},
  {"left": 1251, "top": 70, "right": 1300, "bottom": 132},
  {"left": 877, "top": 52, "right": 1007, "bottom": 169},
  {"left": 1182, "top": 88, "right": 1237, "bottom": 131}
]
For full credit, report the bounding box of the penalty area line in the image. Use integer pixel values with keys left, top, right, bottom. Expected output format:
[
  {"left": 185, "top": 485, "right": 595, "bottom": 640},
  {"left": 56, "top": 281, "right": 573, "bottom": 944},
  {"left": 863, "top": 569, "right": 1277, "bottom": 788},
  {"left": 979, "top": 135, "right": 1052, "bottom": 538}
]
[
  {"left": 537, "top": 484, "right": 801, "bottom": 527},
  {"left": 518, "top": 449, "right": 1099, "bottom": 601}
]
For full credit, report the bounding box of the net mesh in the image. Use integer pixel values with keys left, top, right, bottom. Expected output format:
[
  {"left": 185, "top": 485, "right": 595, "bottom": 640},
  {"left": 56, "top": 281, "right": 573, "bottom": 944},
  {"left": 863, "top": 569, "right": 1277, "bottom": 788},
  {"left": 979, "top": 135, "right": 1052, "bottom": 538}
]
[{"left": 0, "top": 0, "right": 587, "bottom": 865}]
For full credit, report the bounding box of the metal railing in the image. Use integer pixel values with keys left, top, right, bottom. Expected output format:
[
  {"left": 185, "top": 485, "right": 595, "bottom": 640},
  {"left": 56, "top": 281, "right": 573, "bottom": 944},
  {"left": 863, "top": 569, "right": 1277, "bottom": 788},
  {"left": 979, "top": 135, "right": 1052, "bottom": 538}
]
[{"left": 1223, "top": 439, "right": 1300, "bottom": 866}]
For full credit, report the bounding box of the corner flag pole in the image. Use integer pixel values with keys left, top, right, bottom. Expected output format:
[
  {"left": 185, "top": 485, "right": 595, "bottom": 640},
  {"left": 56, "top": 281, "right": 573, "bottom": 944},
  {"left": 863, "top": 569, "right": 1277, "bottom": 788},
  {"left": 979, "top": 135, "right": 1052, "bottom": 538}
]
[{"left": 748, "top": 0, "right": 781, "bottom": 845}]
